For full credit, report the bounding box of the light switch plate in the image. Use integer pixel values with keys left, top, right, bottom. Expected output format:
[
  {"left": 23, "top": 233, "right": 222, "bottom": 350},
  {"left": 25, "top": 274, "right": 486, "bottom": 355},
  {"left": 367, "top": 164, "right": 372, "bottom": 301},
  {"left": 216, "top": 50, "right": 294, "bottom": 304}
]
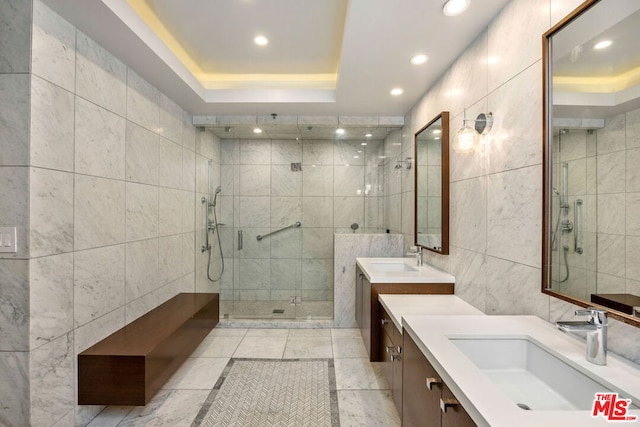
[{"left": 0, "top": 227, "right": 17, "bottom": 253}]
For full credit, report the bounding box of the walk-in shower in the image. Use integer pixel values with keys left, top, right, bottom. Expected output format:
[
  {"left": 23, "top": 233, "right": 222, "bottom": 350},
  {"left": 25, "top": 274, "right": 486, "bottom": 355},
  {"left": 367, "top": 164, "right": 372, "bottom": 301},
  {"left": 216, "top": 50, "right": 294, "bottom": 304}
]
[
  {"left": 201, "top": 123, "right": 389, "bottom": 323},
  {"left": 551, "top": 129, "right": 587, "bottom": 292},
  {"left": 201, "top": 160, "right": 224, "bottom": 282}
]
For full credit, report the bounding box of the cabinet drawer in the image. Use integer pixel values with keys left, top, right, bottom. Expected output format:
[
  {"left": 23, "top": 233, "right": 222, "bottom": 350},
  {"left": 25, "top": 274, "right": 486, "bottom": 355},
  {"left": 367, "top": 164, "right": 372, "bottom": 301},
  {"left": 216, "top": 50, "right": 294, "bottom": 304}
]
[
  {"left": 380, "top": 306, "right": 401, "bottom": 348},
  {"left": 441, "top": 383, "right": 476, "bottom": 427}
]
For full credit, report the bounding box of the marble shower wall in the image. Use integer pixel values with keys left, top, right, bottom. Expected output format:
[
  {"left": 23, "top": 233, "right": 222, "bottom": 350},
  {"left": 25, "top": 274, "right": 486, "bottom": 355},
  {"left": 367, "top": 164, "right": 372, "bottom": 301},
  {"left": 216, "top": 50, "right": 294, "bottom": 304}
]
[
  {"left": 553, "top": 109, "right": 640, "bottom": 300},
  {"left": 385, "top": 0, "right": 640, "bottom": 364},
  {"left": 382, "top": 129, "right": 406, "bottom": 236},
  {"left": 218, "top": 138, "right": 384, "bottom": 307},
  {"left": 0, "top": 1, "right": 221, "bottom": 425}
]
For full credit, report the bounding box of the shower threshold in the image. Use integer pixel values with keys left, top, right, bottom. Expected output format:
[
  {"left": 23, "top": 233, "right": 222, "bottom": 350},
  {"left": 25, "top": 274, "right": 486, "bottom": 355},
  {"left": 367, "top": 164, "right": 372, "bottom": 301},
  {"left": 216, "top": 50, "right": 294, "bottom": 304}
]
[{"left": 219, "top": 300, "right": 333, "bottom": 321}]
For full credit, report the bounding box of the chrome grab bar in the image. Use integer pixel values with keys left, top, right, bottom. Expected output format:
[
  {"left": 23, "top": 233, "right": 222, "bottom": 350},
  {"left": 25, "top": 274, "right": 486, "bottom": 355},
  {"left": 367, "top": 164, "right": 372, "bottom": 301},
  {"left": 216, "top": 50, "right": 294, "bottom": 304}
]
[
  {"left": 574, "top": 199, "right": 583, "bottom": 254},
  {"left": 256, "top": 221, "right": 301, "bottom": 241}
]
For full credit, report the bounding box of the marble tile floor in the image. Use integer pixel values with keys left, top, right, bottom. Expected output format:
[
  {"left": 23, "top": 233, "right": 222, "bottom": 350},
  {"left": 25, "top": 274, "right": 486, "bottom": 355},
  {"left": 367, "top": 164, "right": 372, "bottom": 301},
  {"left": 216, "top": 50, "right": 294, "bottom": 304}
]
[{"left": 86, "top": 328, "right": 400, "bottom": 427}]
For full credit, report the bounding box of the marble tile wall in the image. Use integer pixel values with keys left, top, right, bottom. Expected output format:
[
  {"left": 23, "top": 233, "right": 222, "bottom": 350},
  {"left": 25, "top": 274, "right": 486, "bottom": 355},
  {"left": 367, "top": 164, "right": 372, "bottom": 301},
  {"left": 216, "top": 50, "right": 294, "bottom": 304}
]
[
  {"left": 0, "top": 0, "right": 32, "bottom": 425},
  {"left": 333, "top": 234, "right": 404, "bottom": 327},
  {"left": 382, "top": 130, "right": 404, "bottom": 235},
  {"left": 219, "top": 138, "right": 384, "bottom": 313},
  {"left": 384, "top": 0, "right": 640, "bottom": 364},
  {"left": 0, "top": 1, "right": 221, "bottom": 425},
  {"left": 553, "top": 109, "right": 640, "bottom": 300}
]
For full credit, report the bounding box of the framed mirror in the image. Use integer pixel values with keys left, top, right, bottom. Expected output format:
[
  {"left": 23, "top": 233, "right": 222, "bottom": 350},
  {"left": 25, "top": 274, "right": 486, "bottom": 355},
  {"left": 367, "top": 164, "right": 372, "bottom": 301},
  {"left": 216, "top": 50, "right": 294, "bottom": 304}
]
[
  {"left": 414, "top": 111, "right": 450, "bottom": 254},
  {"left": 543, "top": 0, "right": 640, "bottom": 326}
]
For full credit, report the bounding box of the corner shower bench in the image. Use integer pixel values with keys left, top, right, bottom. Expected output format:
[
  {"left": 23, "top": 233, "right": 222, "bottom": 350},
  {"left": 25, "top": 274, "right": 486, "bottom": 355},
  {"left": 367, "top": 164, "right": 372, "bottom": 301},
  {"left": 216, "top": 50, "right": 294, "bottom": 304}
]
[{"left": 77, "top": 292, "right": 219, "bottom": 406}]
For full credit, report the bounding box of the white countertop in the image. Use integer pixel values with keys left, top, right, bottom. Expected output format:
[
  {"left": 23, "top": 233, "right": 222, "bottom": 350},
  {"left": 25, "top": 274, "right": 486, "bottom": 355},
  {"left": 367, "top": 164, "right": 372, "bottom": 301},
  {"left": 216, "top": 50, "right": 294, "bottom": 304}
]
[
  {"left": 356, "top": 257, "right": 455, "bottom": 283},
  {"left": 378, "top": 294, "right": 484, "bottom": 333},
  {"left": 403, "top": 314, "right": 640, "bottom": 427}
]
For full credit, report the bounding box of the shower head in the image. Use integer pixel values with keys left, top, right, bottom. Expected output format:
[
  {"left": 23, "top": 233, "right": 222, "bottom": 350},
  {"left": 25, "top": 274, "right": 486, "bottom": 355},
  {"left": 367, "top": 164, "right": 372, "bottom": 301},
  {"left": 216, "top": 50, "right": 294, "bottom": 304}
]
[{"left": 211, "top": 186, "right": 222, "bottom": 207}]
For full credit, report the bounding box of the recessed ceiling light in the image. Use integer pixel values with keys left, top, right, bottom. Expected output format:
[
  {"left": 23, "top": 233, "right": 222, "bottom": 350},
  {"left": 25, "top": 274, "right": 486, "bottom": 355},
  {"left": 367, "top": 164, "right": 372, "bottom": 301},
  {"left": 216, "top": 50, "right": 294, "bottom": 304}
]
[
  {"left": 361, "top": 142, "right": 368, "bottom": 146},
  {"left": 253, "top": 127, "right": 263, "bottom": 134},
  {"left": 390, "top": 88, "right": 404, "bottom": 96},
  {"left": 353, "top": 155, "right": 360, "bottom": 159},
  {"left": 432, "top": 129, "right": 442, "bottom": 135},
  {"left": 365, "top": 133, "right": 372, "bottom": 138},
  {"left": 593, "top": 40, "right": 612, "bottom": 50},
  {"left": 443, "top": 0, "right": 470, "bottom": 16},
  {"left": 336, "top": 128, "right": 345, "bottom": 135},
  {"left": 410, "top": 54, "right": 429, "bottom": 65},
  {"left": 254, "top": 35, "right": 269, "bottom": 46}
]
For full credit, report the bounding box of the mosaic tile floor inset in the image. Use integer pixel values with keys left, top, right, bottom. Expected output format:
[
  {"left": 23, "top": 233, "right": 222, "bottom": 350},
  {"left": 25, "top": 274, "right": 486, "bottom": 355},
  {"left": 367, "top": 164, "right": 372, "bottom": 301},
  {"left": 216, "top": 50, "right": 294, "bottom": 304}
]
[{"left": 193, "top": 358, "right": 339, "bottom": 427}]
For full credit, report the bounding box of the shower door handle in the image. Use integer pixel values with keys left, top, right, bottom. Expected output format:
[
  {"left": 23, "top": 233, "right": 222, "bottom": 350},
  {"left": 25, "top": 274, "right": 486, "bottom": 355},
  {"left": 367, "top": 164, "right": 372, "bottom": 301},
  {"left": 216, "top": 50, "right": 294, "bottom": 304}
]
[
  {"left": 574, "top": 199, "right": 583, "bottom": 254},
  {"left": 238, "top": 230, "right": 243, "bottom": 251}
]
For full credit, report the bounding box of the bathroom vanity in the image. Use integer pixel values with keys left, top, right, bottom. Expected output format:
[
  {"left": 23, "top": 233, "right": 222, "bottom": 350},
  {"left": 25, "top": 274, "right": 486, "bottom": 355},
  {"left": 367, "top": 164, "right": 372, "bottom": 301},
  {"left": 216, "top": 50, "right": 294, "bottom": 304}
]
[
  {"left": 378, "top": 294, "right": 483, "bottom": 420},
  {"left": 403, "top": 330, "right": 476, "bottom": 427},
  {"left": 355, "top": 258, "right": 455, "bottom": 361},
  {"left": 402, "top": 315, "right": 640, "bottom": 426}
]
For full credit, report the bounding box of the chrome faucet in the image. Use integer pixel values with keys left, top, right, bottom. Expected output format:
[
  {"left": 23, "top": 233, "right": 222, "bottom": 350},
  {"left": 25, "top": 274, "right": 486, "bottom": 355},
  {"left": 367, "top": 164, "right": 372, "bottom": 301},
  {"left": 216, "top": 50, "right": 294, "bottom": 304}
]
[
  {"left": 406, "top": 246, "right": 423, "bottom": 266},
  {"left": 556, "top": 307, "right": 607, "bottom": 365}
]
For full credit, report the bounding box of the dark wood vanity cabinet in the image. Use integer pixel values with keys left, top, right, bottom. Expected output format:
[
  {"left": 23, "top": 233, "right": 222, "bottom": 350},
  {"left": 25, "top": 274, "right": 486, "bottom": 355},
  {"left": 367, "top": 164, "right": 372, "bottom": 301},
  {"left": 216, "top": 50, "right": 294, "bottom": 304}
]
[
  {"left": 355, "top": 265, "right": 454, "bottom": 362},
  {"left": 402, "top": 330, "right": 475, "bottom": 427},
  {"left": 380, "top": 306, "right": 403, "bottom": 415},
  {"left": 441, "top": 383, "right": 475, "bottom": 427}
]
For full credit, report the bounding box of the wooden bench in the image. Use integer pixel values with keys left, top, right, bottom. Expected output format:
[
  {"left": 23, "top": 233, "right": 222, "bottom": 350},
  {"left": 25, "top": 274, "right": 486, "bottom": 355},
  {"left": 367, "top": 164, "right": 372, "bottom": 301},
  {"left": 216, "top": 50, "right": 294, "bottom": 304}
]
[{"left": 78, "top": 292, "right": 219, "bottom": 406}]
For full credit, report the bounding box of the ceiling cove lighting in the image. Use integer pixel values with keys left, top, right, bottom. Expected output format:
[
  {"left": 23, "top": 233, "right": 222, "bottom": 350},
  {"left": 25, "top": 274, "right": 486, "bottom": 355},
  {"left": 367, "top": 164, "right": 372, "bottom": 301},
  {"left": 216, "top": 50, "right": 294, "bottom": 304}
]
[
  {"left": 410, "top": 54, "right": 429, "bottom": 65},
  {"left": 593, "top": 40, "right": 612, "bottom": 50},
  {"left": 254, "top": 35, "right": 269, "bottom": 46},
  {"left": 443, "top": 0, "right": 470, "bottom": 17},
  {"left": 390, "top": 88, "right": 404, "bottom": 96}
]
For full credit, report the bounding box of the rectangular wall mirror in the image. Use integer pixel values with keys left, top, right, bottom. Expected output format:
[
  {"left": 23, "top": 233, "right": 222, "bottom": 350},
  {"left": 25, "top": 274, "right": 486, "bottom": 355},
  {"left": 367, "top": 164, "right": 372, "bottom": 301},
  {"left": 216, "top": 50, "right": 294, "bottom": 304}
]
[
  {"left": 415, "top": 111, "right": 450, "bottom": 254},
  {"left": 543, "top": 0, "right": 640, "bottom": 326}
]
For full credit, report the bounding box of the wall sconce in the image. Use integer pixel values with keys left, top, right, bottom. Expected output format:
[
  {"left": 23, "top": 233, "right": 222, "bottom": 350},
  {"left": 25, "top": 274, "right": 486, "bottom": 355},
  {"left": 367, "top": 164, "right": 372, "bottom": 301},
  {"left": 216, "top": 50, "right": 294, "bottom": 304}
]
[{"left": 453, "top": 111, "right": 493, "bottom": 153}]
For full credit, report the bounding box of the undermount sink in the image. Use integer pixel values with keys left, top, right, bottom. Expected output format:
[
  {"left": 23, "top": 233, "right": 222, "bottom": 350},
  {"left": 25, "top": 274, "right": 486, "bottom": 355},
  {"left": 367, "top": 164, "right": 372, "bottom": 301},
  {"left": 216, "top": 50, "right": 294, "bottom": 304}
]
[
  {"left": 370, "top": 262, "right": 417, "bottom": 272},
  {"left": 450, "top": 338, "right": 635, "bottom": 411}
]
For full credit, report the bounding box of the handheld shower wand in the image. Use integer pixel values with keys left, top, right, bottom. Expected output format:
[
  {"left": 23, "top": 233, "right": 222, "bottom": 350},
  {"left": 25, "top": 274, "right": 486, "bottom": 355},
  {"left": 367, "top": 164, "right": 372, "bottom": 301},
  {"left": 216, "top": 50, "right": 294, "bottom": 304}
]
[
  {"left": 212, "top": 186, "right": 222, "bottom": 207},
  {"left": 202, "top": 185, "right": 224, "bottom": 282}
]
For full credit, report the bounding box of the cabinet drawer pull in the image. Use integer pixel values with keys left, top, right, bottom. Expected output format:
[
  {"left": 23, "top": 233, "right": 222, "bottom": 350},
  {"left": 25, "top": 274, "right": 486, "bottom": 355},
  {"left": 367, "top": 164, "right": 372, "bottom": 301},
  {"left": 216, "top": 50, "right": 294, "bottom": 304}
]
[
  {"left": 396, "top": 345, "right": 402, "bottom": 354},
  {"left": 440, "top": 397, "right": 460, "bottom": 413},
  {"left": 391, "top": 354, "right": 401, "bottom": 362},
  {"left": 426, "top": 377, "right": 442, "bottom": 390},
  {"left": 380, "top": 318, "right": 389, "bottom": 326},
  {"left": 386, "top": 345, "right": 396, "bottom": 354}
]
